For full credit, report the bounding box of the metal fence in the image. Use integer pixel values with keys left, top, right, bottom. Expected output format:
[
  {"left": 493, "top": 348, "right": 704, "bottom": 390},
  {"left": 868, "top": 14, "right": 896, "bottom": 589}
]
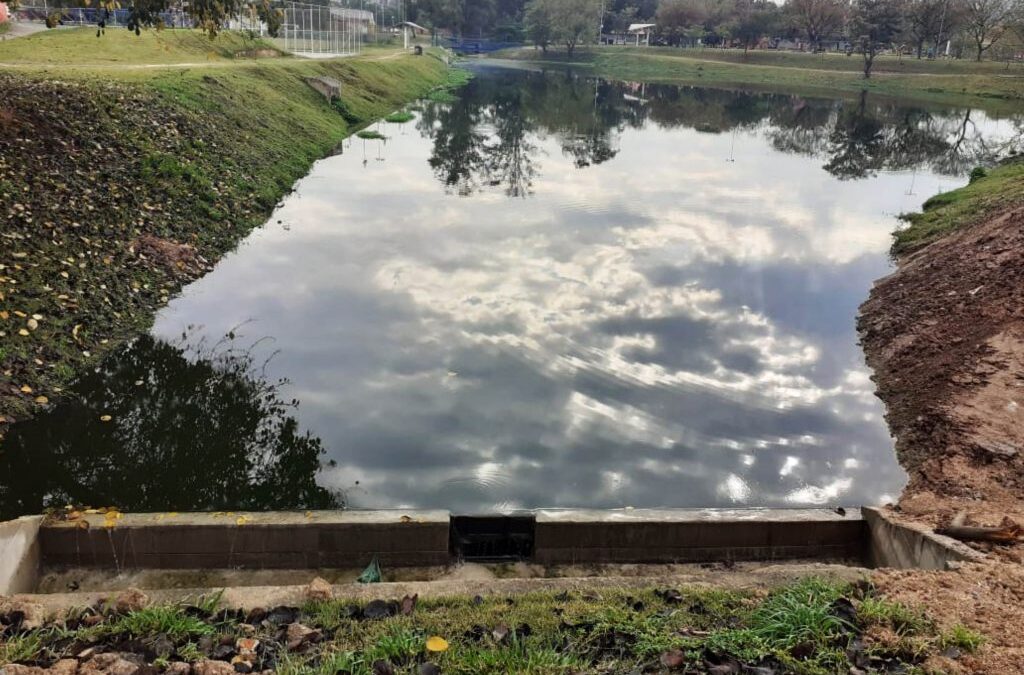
[
  {"left": 15, "top": 4, "right": 191, "bottom": 27},
  {"left": 281, "top": 1, "right": 365, "bottom": 57}
]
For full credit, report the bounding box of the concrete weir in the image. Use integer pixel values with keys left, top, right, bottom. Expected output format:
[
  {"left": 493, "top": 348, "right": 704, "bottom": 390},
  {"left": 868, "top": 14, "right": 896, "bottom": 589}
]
[{"left": 0, "top": 507, "right": 981, "bottom": 596}]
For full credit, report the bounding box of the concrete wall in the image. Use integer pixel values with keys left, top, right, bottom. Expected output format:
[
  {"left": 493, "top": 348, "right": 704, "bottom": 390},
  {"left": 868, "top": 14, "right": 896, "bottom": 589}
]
[
  {"left": 40, "top": 511, "right": 450, "bottom": 570},
  {"left": 533, "top": 508, "right": 867, "bottom": 565},
  {"left": 4, "top": 508, "right": 983, "bottom": 585},
  {"left": 0, "top": 515, "right": 43, "bottom": 595},
  {"left": 862, "top": 507, "right": 985, "bottom": 570}
]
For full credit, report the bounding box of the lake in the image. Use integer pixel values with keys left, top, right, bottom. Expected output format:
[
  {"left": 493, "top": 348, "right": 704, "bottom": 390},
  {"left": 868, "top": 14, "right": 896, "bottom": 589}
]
[{"left": 2, "top": 64, "right": 1020, "bottom": 517}]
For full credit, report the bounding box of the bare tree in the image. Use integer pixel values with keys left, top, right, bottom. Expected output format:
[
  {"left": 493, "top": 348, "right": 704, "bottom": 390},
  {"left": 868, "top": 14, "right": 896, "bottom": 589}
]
[
  {"left": 961, "top": 0, "right": 1018, "bottom": 60},
  {"left": 903, "top": 0, "right": 952, "bottom": 57},
  {"left": 785, "top": 0, "right": 849, "bottom": 50}
]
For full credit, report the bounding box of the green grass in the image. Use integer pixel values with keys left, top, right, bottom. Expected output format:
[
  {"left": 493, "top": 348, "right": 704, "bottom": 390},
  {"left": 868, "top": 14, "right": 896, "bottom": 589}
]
[
  {"left": 0, "top": 29, "right": 452, "bottom": 430},
  {"left": 893, "top": 158, "right": 1024, "bottom": 254},
  {"left": 356, "top": 129, "right": 387, "bottom": 140},
  {"left": 0, "top": 27, "right": 271, "bottom": 65},
  {"left": 96, "top": 605, "right": 217, "bottom": 642},
  {"left": 494, "top": 46, "right": 1024, "bottom": 112},
  {"left": 940, "top": 624, "right": 986, "bottom": 652},
  {"left": 0, "top": 633, "right": 44, "bottom": 664},
  {"left": 0, "top": 580, "right": 983, "bottom": 673}
]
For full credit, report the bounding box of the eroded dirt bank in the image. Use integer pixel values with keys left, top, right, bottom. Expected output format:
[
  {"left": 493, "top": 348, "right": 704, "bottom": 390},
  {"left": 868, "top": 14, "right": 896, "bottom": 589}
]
[
  {"left": 859, "top": 204, "right": 1024, "bottom": 534},
  {"left": 859, "top": 180, "right": 1024, "bottom": 673}
]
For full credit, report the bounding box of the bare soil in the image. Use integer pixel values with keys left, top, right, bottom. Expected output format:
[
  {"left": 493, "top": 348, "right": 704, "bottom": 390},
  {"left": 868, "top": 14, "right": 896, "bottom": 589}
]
[
  {"left": 859, "top": 205, "right": 1024, "bottom": 535},
  {"left": 859, "top": 205, "right": 1024, "bottom": 673}
]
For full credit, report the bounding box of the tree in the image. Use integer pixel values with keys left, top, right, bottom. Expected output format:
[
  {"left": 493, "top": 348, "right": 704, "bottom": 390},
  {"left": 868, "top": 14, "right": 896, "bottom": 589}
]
[
  {"left": 553, "top": 0, "right": 601, "bottom": 55},
  {"left": 784, "top": 0, "right": 848, "bottom": 50},
  {"left": 656, "top": 0, "right": 709, "bottom": 45},
  {"left": 902, "top": 0, "right": 953, "bottom": 57},
  {"left": 961, "top": 0, "right": 1019, "bottom": 60},
  {"left": 850, "top": 0, "right": 903, "bottom": 77},
  {"left": 525, "top": 0, "right": 600, "bottom": 55},
  {"left": 732, "top": 0, "right": 782, "bottom": 51},
  {"left": 525, "top": 0, "right": 557, "bottom": 51}
]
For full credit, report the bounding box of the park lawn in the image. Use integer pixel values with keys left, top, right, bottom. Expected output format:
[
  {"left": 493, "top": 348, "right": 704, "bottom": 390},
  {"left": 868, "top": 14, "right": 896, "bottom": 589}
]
[
  {"left": 0, "top": 27, "right": 264, "bottom": 64},
  {"left": 494, "top": 46, "right": 1024, "bottom": 112}
]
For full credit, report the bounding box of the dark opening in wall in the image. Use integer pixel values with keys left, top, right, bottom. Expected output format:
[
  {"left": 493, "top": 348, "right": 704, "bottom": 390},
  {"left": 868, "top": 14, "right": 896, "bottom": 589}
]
[{"left": 450, "top": 515, "right": 535, "bottom": 561}]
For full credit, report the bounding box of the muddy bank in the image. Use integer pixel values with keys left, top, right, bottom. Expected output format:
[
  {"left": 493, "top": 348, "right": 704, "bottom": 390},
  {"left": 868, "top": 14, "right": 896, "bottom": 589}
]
[
  {"left": 858, "top": 162, "right": 1024, "bottom": 673},
  {"left": 859, "top": 199, "right": 1024, "bottom": 535},
  {"left": 0, "top": 53, "right": 450, "bottom": 442}
]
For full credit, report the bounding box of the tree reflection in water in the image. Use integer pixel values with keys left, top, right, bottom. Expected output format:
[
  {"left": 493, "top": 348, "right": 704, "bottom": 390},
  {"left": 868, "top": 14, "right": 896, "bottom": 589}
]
[
  {"left": 0, "top": 334, "right": 341, "bottom": 519},
  {"left": 418, "top": 67, "right": 1023, "bottom": 193}
]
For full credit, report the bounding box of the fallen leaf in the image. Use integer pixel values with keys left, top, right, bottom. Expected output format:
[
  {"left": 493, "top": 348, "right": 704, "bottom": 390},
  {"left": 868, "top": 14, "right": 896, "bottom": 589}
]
[
  {"left": 99, "top": 414, "right": 112, "bottom": 422},
  {"left": 35, "top": 396, "right": 49, "bottom": 404},
  {"left": 425, "top": 636, "right": 449, "bottom": 653}
]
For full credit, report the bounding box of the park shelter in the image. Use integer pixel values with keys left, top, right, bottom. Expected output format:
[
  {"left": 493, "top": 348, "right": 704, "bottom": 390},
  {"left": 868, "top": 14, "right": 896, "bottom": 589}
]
[
  {"left": 628, "top": 23, "right": 656, "bottom": 46},
  {"left": 399, "top": 20, "right": 427, "bottom": 49}
]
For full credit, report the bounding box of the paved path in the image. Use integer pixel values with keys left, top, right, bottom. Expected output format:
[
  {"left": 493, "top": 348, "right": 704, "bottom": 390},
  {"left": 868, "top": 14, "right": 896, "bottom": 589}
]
[{"left": 0, "top": 20, "right": 48, "bottom": 40}]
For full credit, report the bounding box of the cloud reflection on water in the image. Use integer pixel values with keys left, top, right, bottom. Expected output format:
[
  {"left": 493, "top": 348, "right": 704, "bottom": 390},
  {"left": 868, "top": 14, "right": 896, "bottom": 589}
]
[{"left": 9, "top": 68, "right": 1019, "bottom": 516}]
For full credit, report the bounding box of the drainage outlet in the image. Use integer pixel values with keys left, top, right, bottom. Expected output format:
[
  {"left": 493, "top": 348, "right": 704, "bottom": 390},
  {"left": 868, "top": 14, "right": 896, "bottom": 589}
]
[{"left": 450, "top": 515, "right": 535, "bottom": 561}]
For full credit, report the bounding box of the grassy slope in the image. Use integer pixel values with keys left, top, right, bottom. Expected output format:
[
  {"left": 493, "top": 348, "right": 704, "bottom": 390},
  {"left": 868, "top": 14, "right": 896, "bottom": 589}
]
[
  {"left": 893, "top": 159, "right": 1024, "bottom": 255},
  {"left": 0, "top": 579, "right": 983, "bottom": 674},
  {"left": 494, "top": 46, "right": 1024, "bottom": 112},
  {"left": 0, "top": 28, "right": 451, "bottom": 431}
]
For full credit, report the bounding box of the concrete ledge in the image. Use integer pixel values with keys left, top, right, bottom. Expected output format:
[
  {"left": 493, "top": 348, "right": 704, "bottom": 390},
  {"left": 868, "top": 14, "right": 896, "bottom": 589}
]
[
  {"left": 533, "top": 509, "right": 866, "bottom": 565},
  {"left": 0, "top": 515, "right": 43, "bottom": 595},
  {"left": 13, "top": 562, "right": 872, "bottom": 616},
  {"left": 862, "top": 507, "right": 986, "bottom": 570},
  {"left": 40, "top": 510, "right": 450, "bottom": 570}
]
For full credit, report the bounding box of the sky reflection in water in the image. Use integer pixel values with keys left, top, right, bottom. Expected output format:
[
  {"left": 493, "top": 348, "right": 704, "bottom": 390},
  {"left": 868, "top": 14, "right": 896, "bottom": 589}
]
[{"left": 5, "top": 66, "right": 1022, "bottom": 516}]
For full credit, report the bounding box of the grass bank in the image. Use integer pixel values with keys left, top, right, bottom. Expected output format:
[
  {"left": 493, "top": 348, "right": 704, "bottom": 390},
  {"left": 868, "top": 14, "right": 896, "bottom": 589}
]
[
  {"left": 0, "top": 578, "right": 982, "bottom": 674},
  {"left": 893, "top": 158, "right": 1024, "bottom": 255},
  {"left": 493, "top": 46, "right": 1024, "bottom": 112},
  {"left": 0, "top": 29, "right": 455, "bottom": 435}
]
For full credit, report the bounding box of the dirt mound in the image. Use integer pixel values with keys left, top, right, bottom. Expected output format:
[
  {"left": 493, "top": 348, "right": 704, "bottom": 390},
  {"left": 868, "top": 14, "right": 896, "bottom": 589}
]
[
  {"left": 859, "top": 206, "right": 1024, "bottom": 540},
  {"left": 874, "top": 561, "right": 1024, "bottom": 673}
]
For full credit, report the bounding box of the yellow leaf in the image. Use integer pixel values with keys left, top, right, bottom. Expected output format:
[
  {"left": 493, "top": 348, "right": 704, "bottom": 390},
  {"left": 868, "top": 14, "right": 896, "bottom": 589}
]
[
  {"left": 236, "top": 515, "right": 251, "bottom": 526},
  {"left": 99, "top": 415, "right": 112, "bottom": 422},
  {"left": 426, "top": 637, "right": 449, "bottom": 653},
  {"left": 20, "top": 385, "right": 32, "bottom": 394},
  {"left": 35, "top": 396, "right": 49, "bottom": 404},
  {"left": 0, "top": 311, "right": 8, "bottom": 320},
  {"left": 18, "top": 329, "right": 29, "bottom": 336}
]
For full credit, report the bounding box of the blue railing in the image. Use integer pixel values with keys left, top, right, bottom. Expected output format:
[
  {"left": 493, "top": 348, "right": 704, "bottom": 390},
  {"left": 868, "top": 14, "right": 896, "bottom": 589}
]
[{"left": 445, "top": 37, "right": 522, "bottom": 55}]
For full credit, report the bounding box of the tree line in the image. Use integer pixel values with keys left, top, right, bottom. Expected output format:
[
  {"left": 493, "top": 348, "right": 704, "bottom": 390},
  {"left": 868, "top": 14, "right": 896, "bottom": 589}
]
[{"left": 405, "top": 0, "right": 1023, "bottom": 73}]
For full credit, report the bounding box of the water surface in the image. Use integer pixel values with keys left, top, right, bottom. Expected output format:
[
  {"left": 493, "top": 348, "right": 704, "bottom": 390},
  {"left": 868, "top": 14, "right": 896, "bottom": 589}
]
[{"left": 3, "top": 66, "right": 1021, "bottom": 517}]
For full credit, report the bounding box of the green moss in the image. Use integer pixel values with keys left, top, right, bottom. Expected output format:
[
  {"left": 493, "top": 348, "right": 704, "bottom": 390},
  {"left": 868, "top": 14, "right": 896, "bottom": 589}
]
[
  {"left": 385, "top": 111, "right": 415, "bottom": 123},
  {"left": 892, "top": 158, "right": 1024, "bottom": 255},
  {"left": 356, "top": 129, "right": 387, "bottom": 140}
]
